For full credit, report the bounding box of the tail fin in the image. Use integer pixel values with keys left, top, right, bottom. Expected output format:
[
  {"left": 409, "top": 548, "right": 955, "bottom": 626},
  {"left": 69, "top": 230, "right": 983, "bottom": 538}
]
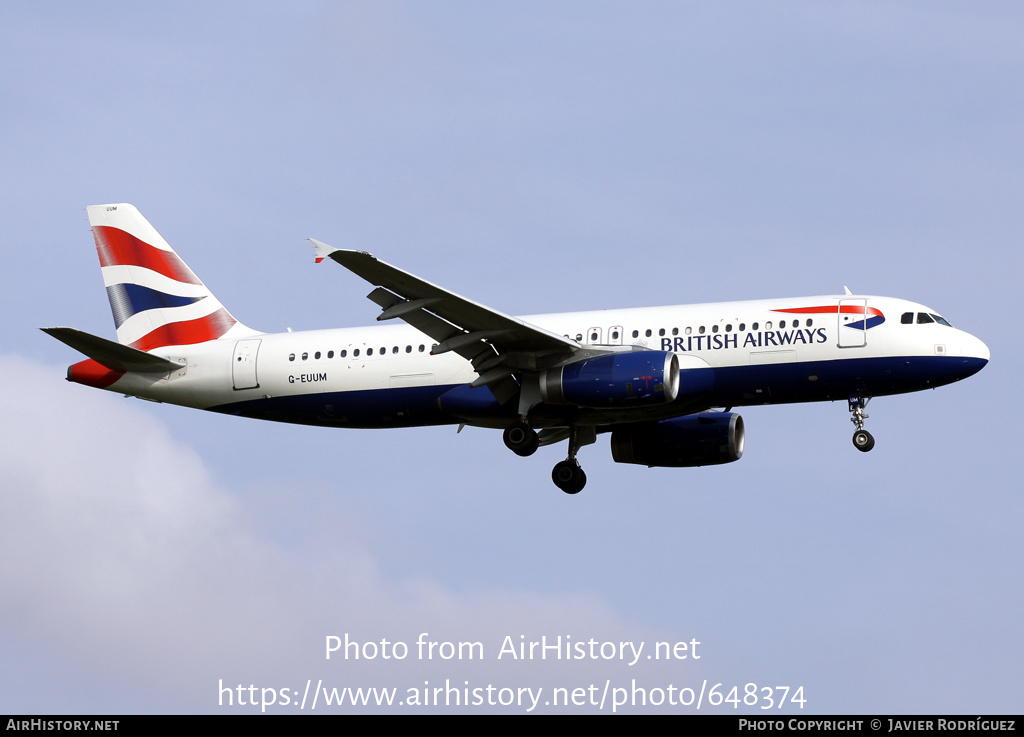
[{"left": 87, "top": 204, "right": 256, "bottom": 350}]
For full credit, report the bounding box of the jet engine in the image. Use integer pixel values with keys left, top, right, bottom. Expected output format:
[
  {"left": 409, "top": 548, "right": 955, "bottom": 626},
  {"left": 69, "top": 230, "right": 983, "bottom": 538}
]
[
  {"left": 610, "top": 412, "right": 745, "bottom": 467},
  {"left": 538, "top": 351, "right": 681, "bottom": 407}
]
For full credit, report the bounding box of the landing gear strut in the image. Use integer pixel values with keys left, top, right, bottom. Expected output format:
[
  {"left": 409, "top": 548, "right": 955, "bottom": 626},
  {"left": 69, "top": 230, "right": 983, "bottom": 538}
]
[
  {"left": 849, "top": 394, "right": 875, "bottom": 452},
  {"left": 503, "top": 419, "right": 539, "bottom": 457},
  {"left": 551, "top": 425, "right": 595, "bottom": 494}
]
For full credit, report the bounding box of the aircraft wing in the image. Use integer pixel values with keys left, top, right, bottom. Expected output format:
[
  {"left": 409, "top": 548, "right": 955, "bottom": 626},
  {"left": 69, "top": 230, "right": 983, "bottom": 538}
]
[{"left": 311, "top": 241, "right": 583, "bottom": 401}]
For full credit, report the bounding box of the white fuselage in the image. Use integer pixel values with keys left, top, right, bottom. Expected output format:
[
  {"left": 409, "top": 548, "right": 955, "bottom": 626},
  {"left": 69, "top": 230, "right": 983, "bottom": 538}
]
[{"left": 100, "top": 293, "right": 989, "bottom": 431}]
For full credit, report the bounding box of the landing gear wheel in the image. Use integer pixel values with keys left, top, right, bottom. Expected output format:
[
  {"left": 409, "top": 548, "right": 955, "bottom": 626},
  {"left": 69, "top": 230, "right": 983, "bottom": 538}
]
[
  {"left": 503, "top": 420, "right": 539, "bottom": 457},
  {"left": 852, "top": 429, "right": 875, "bottom": 452},
  {"left": 552, "top": 459, "right": 587, "bottom": 494},
  {"left": 848, "top": 394, "right": 874, "bottom": 453}
]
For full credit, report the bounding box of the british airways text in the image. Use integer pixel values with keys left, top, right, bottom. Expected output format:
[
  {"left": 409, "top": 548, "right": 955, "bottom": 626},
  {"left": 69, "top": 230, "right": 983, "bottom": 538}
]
[{"left": 661, "top": 328, "right": 828, "bottom": 353}]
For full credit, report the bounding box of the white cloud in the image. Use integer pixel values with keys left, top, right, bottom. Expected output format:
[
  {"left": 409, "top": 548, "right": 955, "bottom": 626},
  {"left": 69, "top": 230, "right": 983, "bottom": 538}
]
[{"left": 0, "top": 356, "right": 695, "bottom": 713}]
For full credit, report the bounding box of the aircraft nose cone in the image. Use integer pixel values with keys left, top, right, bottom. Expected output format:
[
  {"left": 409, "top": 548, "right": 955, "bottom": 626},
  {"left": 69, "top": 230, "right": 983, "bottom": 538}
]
[
  {"left": 966, "top": 333, "right": 990, "bottom": 363},
  {"left": 953, "top": 332, "right": 989, "bottom": 381}
]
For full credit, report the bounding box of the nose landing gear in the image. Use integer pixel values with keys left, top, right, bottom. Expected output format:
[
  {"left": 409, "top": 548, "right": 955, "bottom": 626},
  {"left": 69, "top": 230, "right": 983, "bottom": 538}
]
[{"left": 849, "top": 394, "right": 874, "bottom": 452}]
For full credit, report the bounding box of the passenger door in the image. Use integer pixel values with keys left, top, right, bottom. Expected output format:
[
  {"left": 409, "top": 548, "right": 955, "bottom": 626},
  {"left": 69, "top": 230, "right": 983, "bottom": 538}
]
[
  {"left": 232, "top": 339, "right": 262, "bottom": 389},
  {"left": 838, "top": 300, "right": 868, "bottom": 348}
]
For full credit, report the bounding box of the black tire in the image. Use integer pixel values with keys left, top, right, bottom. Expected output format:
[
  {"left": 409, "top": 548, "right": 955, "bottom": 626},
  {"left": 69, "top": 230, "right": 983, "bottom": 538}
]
[
  {"left": 552, "top": 460, "right": 586, "bottom": 494},
  {"left": 852, "top": 429, "right": 875, "bottom": 453},
  {"left": 503, "top": 421, "right": 539, "bottom": 457},
  {"left": 568, "top": 468, "right": 587, "bottom": 494}
]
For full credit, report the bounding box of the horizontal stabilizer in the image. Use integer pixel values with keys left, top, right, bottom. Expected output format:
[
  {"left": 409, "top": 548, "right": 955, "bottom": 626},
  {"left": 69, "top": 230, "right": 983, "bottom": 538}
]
[{"left": 41, "top": 327, "right": 182, "bottom": 373}]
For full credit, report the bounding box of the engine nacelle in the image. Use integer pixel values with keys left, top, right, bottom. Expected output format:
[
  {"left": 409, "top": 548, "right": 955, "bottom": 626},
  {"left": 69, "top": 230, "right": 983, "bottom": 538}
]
[
  {"left": 539, "top": 351, "right": 680, "bottom": 408},
  {"left": 610, "top": 412, "right": 745, "bottom": 468}
]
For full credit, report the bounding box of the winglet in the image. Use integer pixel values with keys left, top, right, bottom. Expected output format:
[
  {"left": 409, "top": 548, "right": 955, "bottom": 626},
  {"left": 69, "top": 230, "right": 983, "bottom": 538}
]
[{"left": 309, "top": 238, "right": 339, "bottom": 264}]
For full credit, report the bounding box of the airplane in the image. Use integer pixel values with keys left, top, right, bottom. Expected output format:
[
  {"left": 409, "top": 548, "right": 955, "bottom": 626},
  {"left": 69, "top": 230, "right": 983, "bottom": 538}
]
[{"left": 43, "top": 204, "right": 990, "bottom": 494}]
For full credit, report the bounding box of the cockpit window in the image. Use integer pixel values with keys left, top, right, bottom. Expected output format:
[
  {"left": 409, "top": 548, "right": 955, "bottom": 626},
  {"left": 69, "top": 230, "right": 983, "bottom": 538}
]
[{"left": 908, "top": 311, "right": 952, "bottom": 326}]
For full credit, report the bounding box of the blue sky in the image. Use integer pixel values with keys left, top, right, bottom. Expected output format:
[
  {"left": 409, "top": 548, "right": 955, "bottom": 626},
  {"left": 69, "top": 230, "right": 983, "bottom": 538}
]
[{"left": 1, "top": 2, "right": 1020, "bottom": 713}]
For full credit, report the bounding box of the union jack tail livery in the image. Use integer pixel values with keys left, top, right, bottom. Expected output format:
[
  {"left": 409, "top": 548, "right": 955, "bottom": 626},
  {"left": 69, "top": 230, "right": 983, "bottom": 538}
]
[{"left": 87, "top": 204, "right": 255, "bottom": 350}]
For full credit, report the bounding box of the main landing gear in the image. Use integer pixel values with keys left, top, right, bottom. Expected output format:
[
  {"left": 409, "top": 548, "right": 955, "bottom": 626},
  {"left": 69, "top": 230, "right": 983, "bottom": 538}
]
[
  {"left": 552, "top": 459, "right": 587, "bottom": 495},
  {"left": 551, "top": 425, "right": 594, "bottom": 494},
  {"left": 502, "top": 420, "right": 593, "bottom": 494},
  {"left": 849, "top": 394, "right": 875, "bottom": 453},
  {"left": 503, "top": 419, "right": 539, "bottom": 456}
]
